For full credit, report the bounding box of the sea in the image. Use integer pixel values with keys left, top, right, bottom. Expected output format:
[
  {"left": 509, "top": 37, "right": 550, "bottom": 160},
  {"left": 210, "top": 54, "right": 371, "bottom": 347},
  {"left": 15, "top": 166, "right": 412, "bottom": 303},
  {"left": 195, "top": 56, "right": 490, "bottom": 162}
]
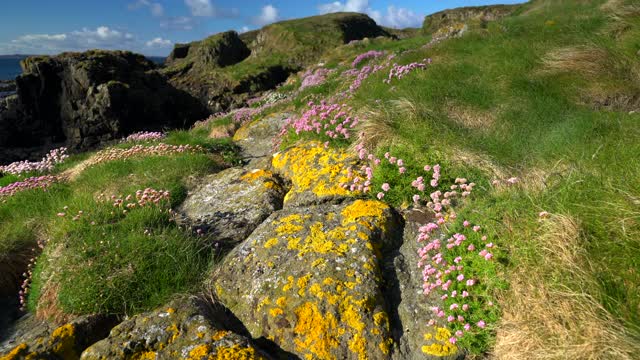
[
  {"left": 0, "top": 57, "right": 26, "bottom": 81},
  {"left": 0, "top": 55, "right": 166, "bottom": 81}
]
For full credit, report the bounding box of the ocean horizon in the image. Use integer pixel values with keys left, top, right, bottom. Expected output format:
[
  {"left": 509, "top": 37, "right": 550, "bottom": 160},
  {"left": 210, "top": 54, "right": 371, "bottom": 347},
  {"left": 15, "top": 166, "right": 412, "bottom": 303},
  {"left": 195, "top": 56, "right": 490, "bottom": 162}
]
[{"left": 0, "top": 55, "right": 166, "bottom": 81}]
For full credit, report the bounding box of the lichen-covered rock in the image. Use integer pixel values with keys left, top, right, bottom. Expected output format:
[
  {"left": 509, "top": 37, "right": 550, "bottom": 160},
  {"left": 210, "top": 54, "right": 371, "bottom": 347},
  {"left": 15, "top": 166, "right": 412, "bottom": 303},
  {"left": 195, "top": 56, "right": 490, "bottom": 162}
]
[
  {"left": 165, "top": 31, "right": 250, "bottom": 69},
  {"left": 233, "top": 113, "right": 290, "bottom": 167},
  {"left": 0, "top": 314, "right": 118, "bottom": 360},
  {"left": 212, "top": 200, "right": 403, "bottom": 360},
  {"left": 272, "top": 142, "right": 361, "bottom": 207},
  {"left": 80, "top": 297, "right": 272, "bottom": 360},
  {"left": 422, "top": 4, "right": 518, "bottom": 34},
  {"left": 388, "top": 210, "right": 462, "bottom": 359},
  {"left": 176, "top": 167, "right": 285, "bottom": 245}
]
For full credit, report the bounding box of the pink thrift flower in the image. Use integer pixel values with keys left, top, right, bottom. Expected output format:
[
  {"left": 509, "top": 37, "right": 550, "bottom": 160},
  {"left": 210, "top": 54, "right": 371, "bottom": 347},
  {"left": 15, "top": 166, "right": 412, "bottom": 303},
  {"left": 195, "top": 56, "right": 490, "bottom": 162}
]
[
  {"left": 412, "top": 194, "right": 420, "bottom": 203},
  {"left": 467, "top": 244, "right": 475, "bottom": 251},
  {"left": 484, "top": 253, "right": 493, "bottom": 260},
  {"left": 462, "top": 291, "right": 469, "bottom": 298},
  {"left": 447, "top": 315, "right": 455, "bottom": 323},
  {"left": 389, "top": 157, "right": 397, "bottom": 164},
  {"left": 381, "top": 183, "right": 390, "bottom": 192},
  {"left": 455, "top": 330, "right": 463, "bottom": 337},
  {"left": 466, "top": 279, "right": 475, "bottom": 286},
  {"left": 457, "top": 274, "right": 465, "bottom": 282},
  {"left": 462, "top": 304, "right": 469, "bottom": 311},
  {"left": 424, "top": 165, "right": 431, "bottom": 171},
  {"left": 464, "top": 323, "right": 471, "bottom": 331},
  {"left": 473, "top": 225, "right": 481, "bottom": 232},
  {"left": 463, "top": 220, "right": 470, "bottom": 227},
  {"left": 384, "top": 152, "right": 390, "bottom": 159},
  {"left": 449, "top": 337, "right": 457, "bottom": 344},
  {"left": 539, "top": 211, "right": 549, "bottom": 218},
  {"left": 377, "top": 192, "right": 385, "bottom": 200},
  {"left": 399, "top": 167, "right": 406, "bottom": 174},
  {"left": 477, "top": 320, "right": 486, "bottom": 328}
]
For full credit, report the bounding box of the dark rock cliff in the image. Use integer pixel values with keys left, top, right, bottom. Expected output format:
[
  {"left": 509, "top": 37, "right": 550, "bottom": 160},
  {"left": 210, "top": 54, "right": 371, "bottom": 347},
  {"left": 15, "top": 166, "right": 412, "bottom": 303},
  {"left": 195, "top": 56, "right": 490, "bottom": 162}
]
[{"left": 0, "top": 50, "right": 207, "bottom": 164}]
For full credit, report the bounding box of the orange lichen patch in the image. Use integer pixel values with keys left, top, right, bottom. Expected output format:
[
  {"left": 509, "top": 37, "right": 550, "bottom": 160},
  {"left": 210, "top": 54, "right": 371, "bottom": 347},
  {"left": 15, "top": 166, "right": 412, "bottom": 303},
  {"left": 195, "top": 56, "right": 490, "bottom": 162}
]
[
  {"left": 272, "top": 142, "right": 360, "bottom": 204},
  {"left": 348, "top": 334, "right": 367, "bottom": 360},
  {"left": 297, "top": 274, "right": 313, "bottom": 296},
  {"left": 166, "top": 308, "right": 176, "bottom": 314},
  {"left": 49, "top": 323, "right": 77, "bottom": 359},
  {"left": 0, "top": 343, "right": 29, "bottom": 360},
  {"left": 212, "top": 330, "right": 230, "bottom": 341},
  {"left": 293, "top": 302, "right": 340, "bottom": 359},
  {"left": 283, "top": 276, "right": 295, "bottom": 292},
  {"left": 213, "top": 344, "right": 264, "bottom": 360},
  {"left": 421, "top": 327, "right": 458, "bottom": 356},
  {"left": 276, "top": 296, "right": 288, "bottom": 307},
  {"left": 187, "top": 344, "right": 211, "bottom": 359}
]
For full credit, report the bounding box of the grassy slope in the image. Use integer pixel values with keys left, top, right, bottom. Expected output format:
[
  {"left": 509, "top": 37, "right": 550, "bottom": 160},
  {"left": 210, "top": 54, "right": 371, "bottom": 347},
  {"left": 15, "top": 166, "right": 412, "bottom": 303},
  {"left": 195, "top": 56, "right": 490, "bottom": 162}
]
[{"left": 270, "top": 0, "right": 640, "bottom": 356}]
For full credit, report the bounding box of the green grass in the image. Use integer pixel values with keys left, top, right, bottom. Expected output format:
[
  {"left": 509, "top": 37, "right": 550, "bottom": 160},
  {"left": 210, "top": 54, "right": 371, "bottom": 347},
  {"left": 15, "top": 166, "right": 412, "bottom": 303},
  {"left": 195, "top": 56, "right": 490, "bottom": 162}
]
[{"left": 0, "top": 129, "right": 236, "bottom": 316}]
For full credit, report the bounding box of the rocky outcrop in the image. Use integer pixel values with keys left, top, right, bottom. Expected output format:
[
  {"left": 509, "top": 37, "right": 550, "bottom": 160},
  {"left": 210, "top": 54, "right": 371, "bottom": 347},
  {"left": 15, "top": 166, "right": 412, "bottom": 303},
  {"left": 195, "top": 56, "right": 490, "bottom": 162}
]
[
  {"left": 0, "top": 80, "right": 16, "bottom": 99},
  {"left": 166, "top": 31, "right": 250, "bottom": 68},
  {"left": 233, "top": 113, "right": 290, "bottom": 167},
  {"left": 176, "top": 167, "right": 286, "bottom": 246},
  {"left": 423, "top": 5, "right": 519, "bottom": 34},
  {"left": 212, "top": 200, "right": 403, "bottom": 360},
  {"left": 80, "top": 297, "right": 274, "bottom": 360},
  {"left": 0, "top": 314, "right": 118, "bottom": 359},
  {"left": 272, "top": 142, "right": 361, "bottom": 208},
  {"left": 0, "top": 50, "right": 207, "bottom": 164}
]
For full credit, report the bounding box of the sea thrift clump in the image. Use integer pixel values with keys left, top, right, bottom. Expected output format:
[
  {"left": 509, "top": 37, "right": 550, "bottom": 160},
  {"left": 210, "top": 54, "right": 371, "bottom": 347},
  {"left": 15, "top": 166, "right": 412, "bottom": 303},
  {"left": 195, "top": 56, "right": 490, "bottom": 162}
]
[
  {"left": 0, "top": 148, "right": 68, "bottom": 176},
  {"left": 0, "top": 175, "right": 58, "bottom": 200},
  {"left": 122, "top": 132, "right": 166, "bottom": 142},
  {"left": 18, "top": 237, "right": 48, "bottom": 311},
  {"left": 351, "top": 50, "right": 384, "bottom": 68},
  {"left": 277, "top": 101, "right": 360, "bottom": 145},
  {"left": 384, "top": 59, "right": 431, "bottom": 84},
  {"left": 106, "top": 188, "right": 171, "bottom": 211},
  {"left": 87, "top": 143, "right": 204, "bottom": 168},
  {"left": 300, "top": 68, "right": 334, "bottom": 90}
]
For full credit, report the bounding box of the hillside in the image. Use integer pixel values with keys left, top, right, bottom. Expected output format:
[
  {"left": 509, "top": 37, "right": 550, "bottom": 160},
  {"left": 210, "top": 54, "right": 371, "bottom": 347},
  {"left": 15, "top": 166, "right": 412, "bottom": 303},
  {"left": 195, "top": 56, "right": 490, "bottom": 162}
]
[{"left": 1, "top": 0, "right": 639, "bottom": 359}]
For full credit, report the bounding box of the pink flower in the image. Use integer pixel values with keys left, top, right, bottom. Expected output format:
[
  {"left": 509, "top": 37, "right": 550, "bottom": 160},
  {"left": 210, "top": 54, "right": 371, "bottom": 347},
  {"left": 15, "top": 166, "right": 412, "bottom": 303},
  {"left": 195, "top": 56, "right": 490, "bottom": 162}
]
[
  {"left": 539, "top": 211, "right": 549, "bottom": 218},
  {"left": 477, "top": 320, "right": 486, "bottom": 328},
  {"left": 449, "top": 303, "right": 459, "bottom": 310},
  {"left": 457, "top": 274, "right": 464, "bottom": 281},
  {"left": 412, "top": 194, "right": 420, "bottom": 203},
  {"left": 397, "top": 159, "right": 404, "bottom": 166},
  {"left": 464, "top": 323, "right": 471, "bottom": 331},
  {"left": 463, "top": 220, "right": 470, "bottom": 227},
  {"left": 507, "top": 177, "right": 518, "bottom": 184},
  {"left": 449, "top": 337, "right": 457, "bottom": 344},
  {"left": 484, "top": 253, "right": 493, "bottom": 260},
  {"left": 377, "top": 192, "right": 385, "bottom": 200},
  {"left": 399, "top": 167, "right": 406, "bottom": 174},
  {"left": 424, "top": 165, "right": 431, "bottom": 171},
  {"left": 447, "top": 315, "right": 455, "bottom": 322},
  {"left": 461, "top": 291, "right": 469, "bottom": 298},
  {"left": 467, "top": 244, "right": 475, "bottom": 251},
  {"left": 389, "top": 157, "right": 397, "bottom": 164},
  {"left": 384, "top": 152, "right": 390, "bottom": 159},
  {"left": 57, "top": 212, "right": 66, "bottom": 217},
  {"left": 466, "top": 279, "right": 475, "bottom": 286},
  {"left": 381, "top": 183, "right": 390, "bottom": 192},
  {"left": 455, "top": 330, "right": 463, "bottom": 337},
  {"left": 473, "top": 225, "right": 481, "bottom": 232},
  {"left": 462, "top": 304, "right": 469, "bottom": 311}
]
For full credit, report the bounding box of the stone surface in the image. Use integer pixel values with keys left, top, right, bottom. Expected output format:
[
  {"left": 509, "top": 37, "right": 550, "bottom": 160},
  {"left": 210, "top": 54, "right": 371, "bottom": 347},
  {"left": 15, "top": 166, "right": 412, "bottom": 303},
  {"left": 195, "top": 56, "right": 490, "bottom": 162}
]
[
  {"left": 176, "top": 167, "right": 285, "bottom": 245},
  {"left": 272, "top": 141, "right": 361, "bottom": 208},
  {"left": 0, "top": 50, "right": 207, "bottom": 164},
  {"left": 233, "top": 113, "right": 290, "bottom": 167},
  {"left": 0, "top": 314, "right": 118, "bottom": 360},
  {"left": 166, "top": 31, "right": 251, "bottom": 68},
  {"left": 422, "top": 4, "right": 518, "bottom": 34},
  {"left": 80, "top": 297, "right": 272, "bottom": 360},
  {"left": 388, "top": 210, "right": 463, "bottom": 359},
  {"left": 212, "top": 200, "right": 403, "bottom": 360}
]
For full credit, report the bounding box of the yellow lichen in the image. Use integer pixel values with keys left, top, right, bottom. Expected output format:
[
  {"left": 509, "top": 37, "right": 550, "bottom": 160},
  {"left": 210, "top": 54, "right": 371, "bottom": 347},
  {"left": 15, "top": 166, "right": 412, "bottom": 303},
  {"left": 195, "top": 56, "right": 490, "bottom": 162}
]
[
  {"left": 257, "top": 297, "right": 271, "bottom": 312},
  {"left": 341, "top": 200, "right": 389, "bottom": 230},
  {"left": 421, "top": 327, "right": 458, "bottom": 356},
  {"left": 297, "top": 274, "right": 312, "bottom": 296},
  {"left": 241, "top": 169, "right": 274, "bottom": 182},
  {"left": 276, "top": 296, "right": 288, "bottom": 307},
  {"left": 348, "top": 333, "right": 368, "bottom": 360},
  {"left": 165, "top": 324, "right": 180, "bottom": 344},
  {"left": 283, "top": 276, "right": 295, "bottom": 292},
  {"left": 213, "top": 344, "right": 263, "bottom": 360},
  {"left": 188, "top": 344, "right": 211, "bottom": 359},
  {"left": 373, "top": 312, "right": 389, "bottom": 329},
  {"left": 212, "top": 330, "right": 229, "bottom": 341},
  {"left": 272, "top": 142, "right": 360, "bottom": 204},
  {"left": 264, "top": 238, "right": 279, "bottom": 249},
  {"left": 166, "top": 308, "right": 176, "bottom": 314},
  {"left": 293, "top": 302, "right": 340, "bottom": 359},
  {"left": 0, "top": 343, "right": 28, "bottom": 360},
  {"left": 50, "top": 323, "right": 77, "bottom": 359},
  {"left": 131, "top": 351, "right": 157, "bottom": 360},
  {"left": 270, "top": 308, "right": 284, "bottom": 317}
]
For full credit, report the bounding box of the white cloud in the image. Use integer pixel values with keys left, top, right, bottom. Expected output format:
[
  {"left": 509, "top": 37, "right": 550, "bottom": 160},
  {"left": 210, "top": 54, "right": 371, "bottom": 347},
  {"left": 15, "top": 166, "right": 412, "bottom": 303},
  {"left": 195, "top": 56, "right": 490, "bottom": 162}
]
[
  {"left": 253, "top": 5, "right": 279, "bottom": 26},
  {"left": 160, "top": 16, "right": 196, "bottom": 31},
  {"left": 6, "top": 26, "right": 139, "bottom": 54},
  {"left": 239, "top": 26, "right": 250, "bottom": 34},
  {"left": 318, "top": 0, "right": 369, "bottom": 13},
  {"left": 128, "top": 0, "right": 164, "bottom": 17},
  {"left": 185, "top": 0, "right": 215, "bottom": 17},
  {"left": 380, "top": 6, "right": 423, "bottom": 28},
  {"left": 145, "top": 37, "right": 172, "bottom": 48},
  {"left": 317, "top": 0, "right": 423, "bottom": 29}
]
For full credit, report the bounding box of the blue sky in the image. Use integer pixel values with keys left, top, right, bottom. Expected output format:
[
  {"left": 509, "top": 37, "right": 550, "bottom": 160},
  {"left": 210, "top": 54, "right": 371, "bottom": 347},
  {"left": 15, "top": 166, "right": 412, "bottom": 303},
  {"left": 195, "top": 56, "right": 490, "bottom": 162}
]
[{"left": 0, "top": 0, "right": 525, "bottom": 56}]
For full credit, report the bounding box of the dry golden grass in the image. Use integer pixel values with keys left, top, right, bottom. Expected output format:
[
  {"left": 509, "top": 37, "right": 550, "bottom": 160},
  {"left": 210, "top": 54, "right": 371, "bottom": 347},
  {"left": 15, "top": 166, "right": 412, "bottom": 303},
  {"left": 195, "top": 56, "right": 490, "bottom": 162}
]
[
  {"left": 350, "top": 99, "right": 417, "bottom": 153},
  {"left": 542, "top": 46, "right": 613, "bottom": 79},
  {"left": 208, "top": 123, "right": 237, "bottom": 139},
  {"left": 493, "top": 214, "right": 640, "bottom": 360},
  {"left": 446, "top": 102, "right": 497, "bottom": 129},
  {"left": 447, "top": 148, "right": 508, "bottom": 180}
]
